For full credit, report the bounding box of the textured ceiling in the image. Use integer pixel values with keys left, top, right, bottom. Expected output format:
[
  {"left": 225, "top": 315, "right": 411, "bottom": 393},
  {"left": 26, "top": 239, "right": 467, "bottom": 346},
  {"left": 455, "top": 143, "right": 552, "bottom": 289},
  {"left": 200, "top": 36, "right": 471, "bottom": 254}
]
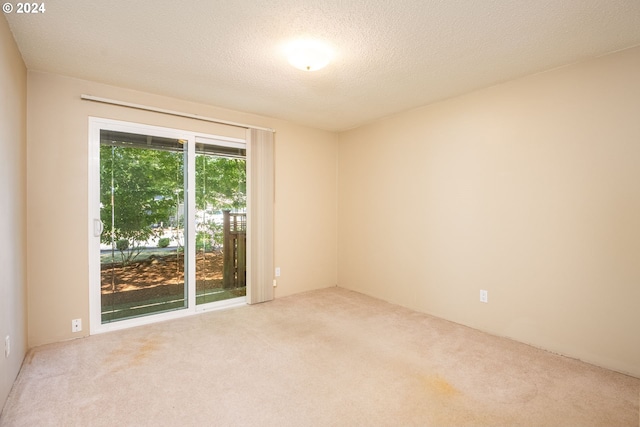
[{"left": 5, "top": 1, "right": 640, "bottom": 131}]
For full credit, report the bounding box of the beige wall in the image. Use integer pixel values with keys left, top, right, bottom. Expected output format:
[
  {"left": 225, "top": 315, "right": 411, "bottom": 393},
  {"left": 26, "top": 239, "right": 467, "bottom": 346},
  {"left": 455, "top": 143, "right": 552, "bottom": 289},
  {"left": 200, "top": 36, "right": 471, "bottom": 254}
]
[
  {"left": 26, "top": 71, "right": 338, "bottom": 347},
  {"left": 338, "top": 46, "right": 640, "bottom": 377},
  {"left": 0, "top": 18, "right": 28, "bottom": 410}
]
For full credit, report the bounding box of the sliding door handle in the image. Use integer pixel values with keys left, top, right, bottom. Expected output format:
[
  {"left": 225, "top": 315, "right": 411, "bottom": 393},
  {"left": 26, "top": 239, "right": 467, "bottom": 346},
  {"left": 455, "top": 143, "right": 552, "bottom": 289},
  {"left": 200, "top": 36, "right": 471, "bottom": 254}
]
[{"left": 93, "top": 219, "right": 104, "bottom": 237}]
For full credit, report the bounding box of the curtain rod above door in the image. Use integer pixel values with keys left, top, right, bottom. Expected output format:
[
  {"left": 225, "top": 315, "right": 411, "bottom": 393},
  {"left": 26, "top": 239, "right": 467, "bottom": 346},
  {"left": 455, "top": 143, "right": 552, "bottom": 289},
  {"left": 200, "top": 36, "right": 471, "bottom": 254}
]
[{"left": 80, "top": 95, "right": 275, "bottom": 133}]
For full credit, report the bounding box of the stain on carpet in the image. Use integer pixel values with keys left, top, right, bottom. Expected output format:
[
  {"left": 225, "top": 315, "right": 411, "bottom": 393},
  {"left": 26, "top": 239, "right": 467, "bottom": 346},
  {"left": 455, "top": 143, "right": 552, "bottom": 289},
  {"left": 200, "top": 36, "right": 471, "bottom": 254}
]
[
  {"left": 104, "top": 337, "right": 163, "bottom": 373},
  {"left": 423, "top": 374, "right": 460, "bottom": 398}
]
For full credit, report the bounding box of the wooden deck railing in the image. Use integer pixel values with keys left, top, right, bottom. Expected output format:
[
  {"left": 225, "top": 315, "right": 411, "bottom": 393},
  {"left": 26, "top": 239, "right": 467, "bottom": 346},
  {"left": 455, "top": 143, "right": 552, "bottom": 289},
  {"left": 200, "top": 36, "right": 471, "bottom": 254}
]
[{"left": 222, "top": 210, "right": 246, "bottom": 289}]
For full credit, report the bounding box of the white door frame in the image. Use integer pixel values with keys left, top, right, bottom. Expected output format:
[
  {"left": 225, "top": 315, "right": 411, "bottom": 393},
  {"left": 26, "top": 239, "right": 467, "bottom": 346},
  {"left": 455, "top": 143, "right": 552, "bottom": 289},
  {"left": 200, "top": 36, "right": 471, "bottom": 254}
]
[{"left": 88, "top": 117, "right": 247, "bottom": 334}]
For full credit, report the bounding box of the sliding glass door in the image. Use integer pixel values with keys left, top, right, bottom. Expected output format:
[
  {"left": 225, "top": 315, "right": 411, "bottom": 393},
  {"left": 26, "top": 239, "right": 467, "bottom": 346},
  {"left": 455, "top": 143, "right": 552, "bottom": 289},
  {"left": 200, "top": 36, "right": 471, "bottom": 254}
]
[
  {"left": 195, "top": 140, "right": 247, "bottom": 304},
  {"left": 99, "top": 130, "right": 188, "bottom": 323},
  {"left": 89, "top": 119, "right": 247, "bottom": 333}
]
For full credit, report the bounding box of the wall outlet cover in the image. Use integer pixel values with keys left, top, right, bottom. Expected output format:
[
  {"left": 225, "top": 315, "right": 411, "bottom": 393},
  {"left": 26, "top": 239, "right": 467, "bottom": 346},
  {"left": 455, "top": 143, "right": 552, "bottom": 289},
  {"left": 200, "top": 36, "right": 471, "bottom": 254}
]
[{"left": 480, "top": 290, "right": 488, "bottom": 303}]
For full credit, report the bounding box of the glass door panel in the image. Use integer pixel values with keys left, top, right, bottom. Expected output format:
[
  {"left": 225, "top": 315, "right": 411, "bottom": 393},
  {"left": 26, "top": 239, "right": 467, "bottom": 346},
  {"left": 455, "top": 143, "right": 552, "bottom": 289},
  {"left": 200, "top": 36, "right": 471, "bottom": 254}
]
[
  {"left": 100, "top": 130, "right": 187, "bottom": 323},
  {"left": 195, "top": 142, "right": 247, "bottom": 305}
]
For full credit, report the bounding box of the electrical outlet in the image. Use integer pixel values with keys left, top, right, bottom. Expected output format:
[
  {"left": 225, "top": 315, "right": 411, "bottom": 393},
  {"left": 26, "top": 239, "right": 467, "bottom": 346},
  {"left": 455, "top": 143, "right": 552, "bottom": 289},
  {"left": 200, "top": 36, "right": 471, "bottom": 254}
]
[
  {"left": 275, "top": 267, "right": 281, "bottom": 277},
  {"left": 480, "top": 290, "right": 488, "bottom": 303},
  {"left": 72, "top": 319, "right": 82, "bottom": 333},
  {"left": 5, "top": 335, "right": 10, "bottom": 358}
]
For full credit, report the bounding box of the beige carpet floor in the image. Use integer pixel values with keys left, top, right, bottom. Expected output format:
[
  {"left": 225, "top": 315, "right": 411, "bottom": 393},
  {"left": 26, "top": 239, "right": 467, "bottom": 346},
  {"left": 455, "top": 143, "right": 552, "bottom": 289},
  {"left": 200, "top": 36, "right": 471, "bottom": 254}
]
[{"left": 1, "top": 287, "right": 638, "bottom": 426}]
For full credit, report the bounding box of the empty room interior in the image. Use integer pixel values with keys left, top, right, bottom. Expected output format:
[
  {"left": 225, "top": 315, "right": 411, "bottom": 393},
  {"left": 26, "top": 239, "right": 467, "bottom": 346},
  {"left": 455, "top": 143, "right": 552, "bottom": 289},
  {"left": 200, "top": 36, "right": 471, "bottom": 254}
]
[{"left": 1, "top": 1, "right": 640, "bottom": 426}]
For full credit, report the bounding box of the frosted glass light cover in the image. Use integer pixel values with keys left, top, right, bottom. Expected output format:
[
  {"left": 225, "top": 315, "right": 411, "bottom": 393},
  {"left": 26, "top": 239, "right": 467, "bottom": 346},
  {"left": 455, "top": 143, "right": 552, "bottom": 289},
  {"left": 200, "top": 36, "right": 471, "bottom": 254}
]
[{"left": 286, "top": 40, "right": 333, "bottom": 71}]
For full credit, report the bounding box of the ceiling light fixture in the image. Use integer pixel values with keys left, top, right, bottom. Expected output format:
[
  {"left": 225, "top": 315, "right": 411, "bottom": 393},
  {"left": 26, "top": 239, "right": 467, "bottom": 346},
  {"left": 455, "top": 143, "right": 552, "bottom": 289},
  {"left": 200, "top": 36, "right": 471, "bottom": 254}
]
[{"left": 285, "top": 39, "right": 333, "bottom": 72}]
